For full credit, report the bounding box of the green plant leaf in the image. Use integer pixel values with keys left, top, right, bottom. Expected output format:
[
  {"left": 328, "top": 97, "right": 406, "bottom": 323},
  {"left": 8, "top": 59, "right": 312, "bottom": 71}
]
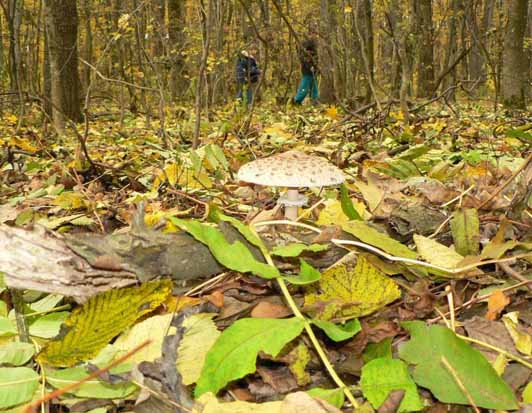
[
  {"left": 363, "top": 338, "right": 392, "bottom": 363},
  {"left": 340, "top": 221, "right": 417, "bottom": 259},
  {"left": 306, "top": 387, "right": 345, "bottom": 408},
  {"left": 312, "top": 319, "right": 361, "bottom": 342},
  {"left": 523, "top": 381, "right": 532, "bottom": 403},
  {"left": 450, "top": 208, "right": 480, "bottom": 256},
  {"left": 171, "top": 218, "right": 279, "bottom": 279},
  {"left": 0, "top": 367, "right": 39, "bottom": 409},
  {"left": 195, "top": 317, "right": 305, "bottom": 397},
  {"left": 0, "top": 317, "right": 17, "bottom": 337},
  {"left": 361, "top": 358, "right": 423, "bottom": 412},
  {"left": 399, "top": 321, "right": 518, "bottom": 410},
  {"left": 0, "top": 343, "right": 35, "bottom": 366},
  {"left": 271, "top": 243, "right": 328, "bottom": 257},
  {"left": 414, "top": 234, "right": 463, "bottom": 269},
  {"left": 283, "top": 259, "right": 321, "bottom": 285},
  {"left": 177, "top": 314, "right": 221, "bottom": 385},
  {"left": 304, "top": 256, "right": 401, "bottom": 319},
  {"left": 37, "top": 280, "right": 172, "bottom": 367},
  {"left": 46, "top": 366, "right": 137, "bottom": 398},
  {"left": 340, "top": 183, "right": 362, "bottom": 220},
  {"left": 212, "top": 211, "right": 269, "bottom": 256},
  {"left": 29, "top": 311, "right": 69, "bottom": 338}
]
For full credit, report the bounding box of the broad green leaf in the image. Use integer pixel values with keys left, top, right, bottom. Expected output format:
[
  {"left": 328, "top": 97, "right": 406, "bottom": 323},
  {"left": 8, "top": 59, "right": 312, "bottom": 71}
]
[
  {"left": 195, "top": 317, "right": 305, "bottom": 397},
  {"left": 271, "top": 243, "right": 328, "bottom": 257},
  {"left": 0, "top": 343, "right": 35, "bottom": 366},
  {"left": 414, "top": 234, "right": 463, "bottom": 269},
  {"left": 481, "top": 240, "right": 519, "bottom": 259},
  {"left": 397, "top": 144, "right": 430, "bottom": 161},
  {"left": 28, "top": 294, "right": 64, "bottom": 313},
  {"left": 212, "top": 211, "right": 269, "bottom": 256},
  {"left": 283, "top": 259, "right": 321, "bottom": 285},
  {"left": 177, "top": 314, "right": 221, "bottom": 385},
  {"left": 0, "top": 367, "right": 39, "bottom": 409},
  {"left": 363, "top": 338, "right": 392, "bottom": 362},
  {"left": 171, "top": 218, "right": 279, "bottom": 279},
  {"left": 46, "top": 366, "right": 136, "bottom": 398},
  {"left": 361, "top": 358, "right": 423, "bottom": 412},
  {"left": 340, "top": 183, "right": 362, "bottom": 220},
  {"left": 306, "top": 387, "right": 345, "bottom": 408},
  {"left": 399, "top": 321, "right": 518, "bottom": 410},
  {"left": 312, "top": 319, "right": 361, "bottom": 342},
  {"left": 317, "top": 199, "right": 368, "bottom": 226},
  {"left": 341, "top": 221, "right": 417, "bottom": 259},
  {"left": 194, "top": 392, "right": 282, "bottom": 413},
  {"left": 0, "top": 317, "right": 16, "bottom": 337},
  {"left": 37, "top": 280, "right": 172, "bottom": 367},
  {"left": 450, "top": 209, "right": 480, "bottom": 256},
  {"left": 114, "top": 313, "right": 175, "bottom": 363},
  {"left": 506, "top": 128, "right": 532, "bottom": 142},
  {"left": 29, "top": 312, "right": 69, "bottom": 338},
  {"left": 305, "top": 256, "right": 401, "bottom": 319}
]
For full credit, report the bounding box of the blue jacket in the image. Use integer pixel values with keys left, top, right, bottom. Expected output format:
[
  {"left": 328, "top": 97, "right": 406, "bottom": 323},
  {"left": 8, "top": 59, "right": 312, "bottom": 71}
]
[{"left": 236, "top": 54, "right": 260, "bottom": 84}]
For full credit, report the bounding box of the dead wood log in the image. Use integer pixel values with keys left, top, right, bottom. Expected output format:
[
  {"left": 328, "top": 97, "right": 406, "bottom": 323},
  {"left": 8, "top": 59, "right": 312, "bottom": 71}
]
[{"left": 0, "top": 223, "right": 345, "bottom": 301}]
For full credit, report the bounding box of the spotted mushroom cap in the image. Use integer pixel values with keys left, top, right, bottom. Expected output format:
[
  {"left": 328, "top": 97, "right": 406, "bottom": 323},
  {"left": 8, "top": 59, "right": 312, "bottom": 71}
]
[{"left": 237, "top": 150, "right": 345, "bottom": 187}]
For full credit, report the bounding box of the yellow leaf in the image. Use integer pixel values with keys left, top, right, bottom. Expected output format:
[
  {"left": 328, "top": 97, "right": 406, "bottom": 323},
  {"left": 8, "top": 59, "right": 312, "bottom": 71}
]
[
  {"left": 502, "top": 312, "right": 532, "bottom": 356},
  {"left": 11, "top": 137, "right": 38, "bottom": 153},
  {"left": 317, "top": 199, "right": 368, "bottom": 226},
  {"left": 414, "top": 234, "right": 463, "bottom": 269},
  {"left": 177, "top": 314, "right": 221, "bottom": 385},
  {"left": 53, "top": 192, "right": 86, "bottom": 210},
  {"left": 304, "top": 256, "right": 401, "bottom": 319},
  {"left": 113, "top": 314, "right": 175, "bottom": 363},
  {"left": 325, "top": 106, "right": 339, "bottom": 120},
  {"left": 344, "top": 5, "right": 353, "bottom": 13},
  {"left": 194, "top": 392, "right": 282, "bottom": 413},
  {"left": 37, "top": 280, "right": 172, "bottom": 367}
]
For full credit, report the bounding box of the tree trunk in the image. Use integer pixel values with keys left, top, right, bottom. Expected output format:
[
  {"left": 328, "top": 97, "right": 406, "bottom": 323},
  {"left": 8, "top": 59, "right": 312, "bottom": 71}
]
[
  {"left": 43, "top": 0, "right": 82, "bottom": 130},
  {"left": 168, "top": 0, "right": 186, "bottom": 100},
  {"left": 414, "top": 0, "right": 434, "bottom": 98},
  {"left": 441, "top": 0, "right": 461, "bottom": 101},
  {"left": 501, "top": 0, "right": 528, "bottom": 109},
  {"left": 319, "top": 0, "right": 337, "bottom": 103},
  {"left": 6, "top": 0, "right": 22, "bottom": 93},
  {"left": 43, "top": 27, "right": 53, "bottom": 118},
  {"left": 81, "top": 0, "right": 92, "bottom": 91}
]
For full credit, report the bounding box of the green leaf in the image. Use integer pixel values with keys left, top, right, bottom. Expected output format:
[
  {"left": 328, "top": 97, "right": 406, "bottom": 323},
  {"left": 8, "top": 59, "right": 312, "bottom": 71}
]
[
  {"left": 399, "top": 321, "right": 518, "bottom": 410},
  {"left": 46, "top": 366, "right": 137, "bottom": 399},
  {"left": 28, "top": 294, "right": 64, "bottom": 313},
  {"left": 414, "top": 234, "right": 463, "bottom": 269},
  {"left": 363, "top": 338, "right": 392, "bottom": 363},
  {"left": 340, "top": 184, "right": 362, "bottom": 220},
  {"left": 177, "top": 314, "right": 221, "bottom": 385},
  {"left": 283, "top": 259, "right": 321, "bottom": 285},
  {"left": 171, "top": 218, "right": 279, "bottom": 279},
  {"left": 195, "top": 317, "right": 305, "bottom": 397},
  {"left": 341, "top": 221, "right": 417, "bottom": 259},
  {"left": 0, "top": 343, "right": 35, "bottom": 366},
  {"left": 29, "top": 312, "right": 69, "bottom": 338},
  {"left": 523, "top": 381, "right": 532, "bottom": 403},
  {"left": 37, "top": 280, "right": 172, "bottom": 367},
  {"left": 306, "top": 387, "right": 345, "bottom": 408},
  {"left": 450, "top": 209, "right": 480, "bottom": 256},
  {"left": 506, "top": 128, "right": 532, "bottom": 142},
  {"left": 312, "top": 319, "right": 361, "bottom": 342},
  {"left": 0, "top": 367, "right": 39, "bottom": 409},
  {"left": 397, "top": 144, "right": 430, "bottom": 161},
  {"left": 0, "top": 317, "right": 17, "bottom": 337},
  {"left": 361, "top": 358, "right": 423, "bottom": 412},
  {"left": 271, "top": 243, "right": 328, "bottom": 257}
]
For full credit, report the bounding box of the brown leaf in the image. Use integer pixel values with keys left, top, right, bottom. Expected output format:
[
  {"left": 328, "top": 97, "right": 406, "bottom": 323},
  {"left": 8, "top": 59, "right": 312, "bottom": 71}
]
[
  {"left": 378, "top": 389, "right": 405, "bottom": 413},
  {"left": 251, "top": 300, "right": 292, "bottom": 319},
  {"left": 92, "top": 254, "right": 123, "bottom": 271},
  {"left": 281, "top": 392, "right": 342, "bottom": 413},
  {"left": 206, "top": 290, "right": 224, "bottom": 308},
  {"left": 464, "top": 316, "right": 518, "bottom": 361},
  {"left": 257, "top": 366, "right": 298, "bottom": 394},
  {"left": 486, "top": 290, "right": 510, "bottom": 320},
  {"left": 311, "top": 226, "right": 343, "bottom": 244}
]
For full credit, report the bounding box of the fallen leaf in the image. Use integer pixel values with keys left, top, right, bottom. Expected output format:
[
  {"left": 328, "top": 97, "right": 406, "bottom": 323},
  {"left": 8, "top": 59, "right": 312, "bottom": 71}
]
[{"left": 486, "top": 290, "right": 510, "bottom": 320}]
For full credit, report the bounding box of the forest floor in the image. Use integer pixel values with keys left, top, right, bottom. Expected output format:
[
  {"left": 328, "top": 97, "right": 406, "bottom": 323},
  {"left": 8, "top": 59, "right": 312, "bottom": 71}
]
[{"left": 0, "top": 99, "right": 531, "bottom": 412}]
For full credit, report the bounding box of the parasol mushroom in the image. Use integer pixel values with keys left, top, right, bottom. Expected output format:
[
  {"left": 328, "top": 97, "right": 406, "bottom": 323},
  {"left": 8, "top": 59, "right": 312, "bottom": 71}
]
[{"left": 237, "top": 150, "right": 345, "bottom": 220}]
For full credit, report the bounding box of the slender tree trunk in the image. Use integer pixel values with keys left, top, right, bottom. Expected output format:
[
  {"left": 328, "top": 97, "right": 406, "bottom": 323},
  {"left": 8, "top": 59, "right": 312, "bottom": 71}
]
[
  {"left": 501, "top": 0, "right": 528, "bottom": 109},
  {"left": 6, "top": 0, "right": 22, "bottom": 93},
  {"left": 43, "top": 0, "right": 82, "bottom": 131},
  {"left": 168, "top": 0, "right": 186, "bottom": 100},
  {"left": 414, "top": 0, "right": 434, "bottom": 98},
  {"left": 319, "top": 0, "right": 336, "bottom": 103},
  {"left": 81, "top": 0, "right": 92, "bottom": 91},
  {"left": 441, "top": 0, "right": 461, "bottom": 101},
  {"left": 43, "top": 27, "right": 52, "bottom": 118}
]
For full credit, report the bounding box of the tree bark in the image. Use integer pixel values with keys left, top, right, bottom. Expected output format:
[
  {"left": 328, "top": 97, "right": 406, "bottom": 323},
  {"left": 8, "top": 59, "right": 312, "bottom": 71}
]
[
  {"left": 319, "top": 0, "right": 337, "bottom": 103},
  {"left": 168, "top": 0, "right": 186, "bottom": 100},
  {"left": 6, "top": 0, "right": 22, "bottom": 93},
  {"left": 501, "top": 0, "right": 529, "bottom": 109},
  {"left": 43, "top": 0, "right": 83, "bottom": 130},
  {"left": 414, "top": 0, "right": 434, "bottom": 98}
]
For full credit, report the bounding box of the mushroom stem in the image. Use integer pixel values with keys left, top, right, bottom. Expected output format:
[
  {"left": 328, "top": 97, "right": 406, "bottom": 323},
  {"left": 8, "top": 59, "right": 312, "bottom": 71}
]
[{"left": 284, "top": 189, "right": 300, "bottom": 221}]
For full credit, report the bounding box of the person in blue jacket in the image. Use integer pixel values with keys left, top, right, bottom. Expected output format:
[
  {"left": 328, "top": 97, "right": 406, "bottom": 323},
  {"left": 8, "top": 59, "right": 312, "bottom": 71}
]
[
  {"left": 293, "top": 31, "right": 319, "bottom": 105},
  {"left": 236, "top": 49, "right": 261, "bottom": 106}
]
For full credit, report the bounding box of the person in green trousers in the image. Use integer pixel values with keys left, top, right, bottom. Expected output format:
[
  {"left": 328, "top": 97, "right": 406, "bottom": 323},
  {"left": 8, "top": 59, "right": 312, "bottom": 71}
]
[{"left": 293, "top": 31, "right": 319, "bottom": 105}]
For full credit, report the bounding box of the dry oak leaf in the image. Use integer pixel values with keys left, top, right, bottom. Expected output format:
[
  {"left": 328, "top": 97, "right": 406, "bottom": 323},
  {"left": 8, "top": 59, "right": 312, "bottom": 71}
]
[{"left": 486, "top": 290, "right": 510, "bottom": 321}]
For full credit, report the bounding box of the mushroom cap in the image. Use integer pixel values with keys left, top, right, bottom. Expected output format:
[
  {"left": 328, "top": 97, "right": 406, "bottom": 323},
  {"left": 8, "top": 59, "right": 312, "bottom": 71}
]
[{"left": 237, "top": 150, "right": 345, "bottom": 187}]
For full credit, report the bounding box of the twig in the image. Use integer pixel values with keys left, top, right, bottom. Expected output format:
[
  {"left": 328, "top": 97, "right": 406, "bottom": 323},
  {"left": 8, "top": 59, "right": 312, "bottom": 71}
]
[
  {"left": 499, "top": 262, "right": 532, "bottom": 292},
  {"left": 25, "top": 340, "right": 151, "bottom": 413},
  {"left": 440, "top": 356, "right": 480, "bottom": 413},
  {"left": 445, "top": 286, "right": 456, "bottom": 332}
]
